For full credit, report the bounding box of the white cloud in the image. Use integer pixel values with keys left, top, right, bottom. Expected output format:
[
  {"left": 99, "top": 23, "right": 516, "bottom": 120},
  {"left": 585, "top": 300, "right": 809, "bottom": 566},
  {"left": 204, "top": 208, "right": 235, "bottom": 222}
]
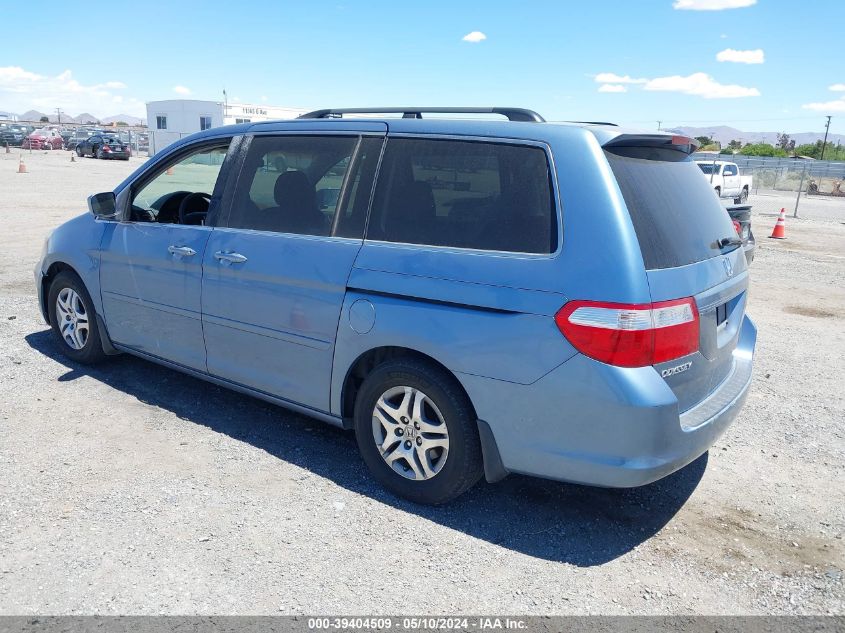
[
  {"left": 0, "top": 65, "right": 145, "bottom": 118},
  {"left": 598, "top": 84, "right": 627, "bottom": 93},
  {"left": 461, "top": 31, "right": 486, "bottom": 43},
  {"left": 716, "top": 48, "right": 764, "bottom": 64},
  {"left": 644, "top": 72, "right": 760, "bottom": 98},
  {"left": 802, "top": 97, "right": 845, "bottom": 112},
  {"left": 720, "top": 33, "right": 728, "bottom": 38},
  {"left": 173, "top": 85, "right": 191, "bottom": 95},
  {"left": 829, "top": 84, "right": 845, "bottom": 92},
  {"left": 673, "top": 0, "right": 756, "bottom": 10},
  {"left": 594, "top": 72, "right": 647, "bottom": 84}
]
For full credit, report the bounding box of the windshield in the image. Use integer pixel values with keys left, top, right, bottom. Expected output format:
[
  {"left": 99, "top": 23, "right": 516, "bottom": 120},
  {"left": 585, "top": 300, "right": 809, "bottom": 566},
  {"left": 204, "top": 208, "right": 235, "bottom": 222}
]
[
  {"left": 606, "top": 147, "right": 739, "bottom": 269},
  {"left": 696, "top": 162, "right": 719, "bottom": 175}
]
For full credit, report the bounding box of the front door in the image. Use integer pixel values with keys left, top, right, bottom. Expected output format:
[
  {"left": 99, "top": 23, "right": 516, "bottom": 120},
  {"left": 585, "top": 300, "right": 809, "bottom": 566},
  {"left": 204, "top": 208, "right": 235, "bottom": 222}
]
[
  {"left": 99, "top": 140, "right": 233, "bottom": 371},
  {"left": 723, "top": 164, "right": 740, "bottom": 196},
  {"left": 201, "top": 128, "right": 385, "bottom": 412}
]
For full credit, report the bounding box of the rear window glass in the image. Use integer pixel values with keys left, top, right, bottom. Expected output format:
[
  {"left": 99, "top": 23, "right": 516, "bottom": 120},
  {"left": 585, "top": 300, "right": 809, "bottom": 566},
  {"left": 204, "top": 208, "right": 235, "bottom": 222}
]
[
  {"left": 605, "top": 147, "right": 738, "bottom": 269},
  {"left": 368, "top": 138, "right": 556, "bottom": 254}
]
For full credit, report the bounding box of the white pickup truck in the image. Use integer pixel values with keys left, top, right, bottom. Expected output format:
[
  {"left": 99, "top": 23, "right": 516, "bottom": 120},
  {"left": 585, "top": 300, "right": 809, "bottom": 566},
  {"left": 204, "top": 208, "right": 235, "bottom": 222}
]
[{"left": 695, "top": 159, "right": 752, "bottom": 204}]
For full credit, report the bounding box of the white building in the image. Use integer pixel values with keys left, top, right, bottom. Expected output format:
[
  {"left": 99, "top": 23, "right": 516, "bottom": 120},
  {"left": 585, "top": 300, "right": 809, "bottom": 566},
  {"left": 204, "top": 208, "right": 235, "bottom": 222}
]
[{"left": 146, "top": 99, "right": 306, "bottom": 154}]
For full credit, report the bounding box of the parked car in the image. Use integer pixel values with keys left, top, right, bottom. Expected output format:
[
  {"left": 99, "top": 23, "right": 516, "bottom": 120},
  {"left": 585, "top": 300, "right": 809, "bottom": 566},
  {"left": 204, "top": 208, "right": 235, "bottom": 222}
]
[
  {"left": 75, "top": 134, "right": 130, "bottom": 160},
  {"left": 65, "top": 130, "right": 94, "bottom": 151},
  {"left": 724, "top": 203, "right": 756, "bottom": 265},
  {"left": 59, "top": 129, "right": 74, "bottom": 147},
  {"left": 0, "top": 125, "right": 33, "bottom": 147},
  {"left": 695, "top": 159, "right": 752, "bottom": 203},
  {"left": 36, "top": 107, "right": 757, "bottom": 504},
  {"left": 21, "top": 128, "right": 64, "bottom": 150}
]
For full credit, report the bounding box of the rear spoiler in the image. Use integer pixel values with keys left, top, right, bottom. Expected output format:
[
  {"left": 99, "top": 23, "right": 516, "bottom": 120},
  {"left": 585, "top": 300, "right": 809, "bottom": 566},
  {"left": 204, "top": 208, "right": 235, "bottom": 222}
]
[{"left": 603, "top": 133, "right": 700, "bottom": 155}]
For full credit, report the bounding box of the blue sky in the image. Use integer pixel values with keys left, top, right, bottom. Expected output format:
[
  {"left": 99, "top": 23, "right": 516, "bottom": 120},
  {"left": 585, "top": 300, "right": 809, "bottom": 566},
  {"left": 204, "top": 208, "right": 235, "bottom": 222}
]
[{"left": 1, "top": 0, "right": 843, "bottom": 135}]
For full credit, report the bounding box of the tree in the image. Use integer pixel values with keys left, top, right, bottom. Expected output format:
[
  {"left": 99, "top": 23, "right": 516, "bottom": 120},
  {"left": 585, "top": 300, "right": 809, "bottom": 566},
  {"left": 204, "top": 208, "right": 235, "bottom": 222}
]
[
  {"left": 728, "top": 139, "right": 743, "bottom": 151},
  {"left": 719, "top": 147, "right": 734, "bottom": 155},
  {"left": 695, "top": 135, "right": 714, "bottom": 146},
  {"left": 794, "top": 140, "right": 845, "bottom": 160},
  {"left": 775, "top": 133, "right": 796, "bottom": 153},
  {"left": 739, "top": 143, "right": 788, "bottom": 157},
  {"left": 116, "top": 121, "right": 128, "bottom": 127},
  {"left": 39, "top": 116, "right": 48, "bottom": 123}
]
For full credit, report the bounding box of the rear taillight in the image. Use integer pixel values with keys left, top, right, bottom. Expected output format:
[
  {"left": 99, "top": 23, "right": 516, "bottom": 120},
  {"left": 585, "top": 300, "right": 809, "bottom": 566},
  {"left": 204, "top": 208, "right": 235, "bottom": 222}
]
[
  {"left": 732, "top": 220, "right": 741, "bottom": 235},
  {"left": 103, "top": 145, "right": 111, "bottom": 152},
  {"left": 554, "top": 298, "right": 700, "bottom": 367}
]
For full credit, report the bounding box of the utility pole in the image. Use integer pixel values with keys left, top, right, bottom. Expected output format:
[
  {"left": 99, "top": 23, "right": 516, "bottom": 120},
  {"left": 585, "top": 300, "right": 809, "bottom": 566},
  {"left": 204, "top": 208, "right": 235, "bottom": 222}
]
[
  {"left": 55, "top": 108, "right": 63, "bottom": 126},
  {"left": 820, "top": 115, "right": 832, "bottom": 160},
  {"left": 657, "top": 120, "right": 661, "bottom": 131}
]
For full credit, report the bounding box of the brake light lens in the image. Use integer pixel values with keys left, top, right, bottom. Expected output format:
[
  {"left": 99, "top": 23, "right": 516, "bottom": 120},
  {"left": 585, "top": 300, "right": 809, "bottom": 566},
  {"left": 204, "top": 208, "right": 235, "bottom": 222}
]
[
  {"left": 732, "top": 219, "right": 742, "bottom": 235},
  {"left": 102, "top": 145, "right": 111, "bottom": 152},
  {"left": 555, "top": 298, "right": 699, "bottom": 367}
]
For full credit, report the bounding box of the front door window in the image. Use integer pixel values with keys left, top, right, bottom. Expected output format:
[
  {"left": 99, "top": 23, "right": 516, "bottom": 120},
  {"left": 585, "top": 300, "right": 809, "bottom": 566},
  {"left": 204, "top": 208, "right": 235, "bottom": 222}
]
[{"left": 130, "top": 144, "right": 230, "bottom": 225}]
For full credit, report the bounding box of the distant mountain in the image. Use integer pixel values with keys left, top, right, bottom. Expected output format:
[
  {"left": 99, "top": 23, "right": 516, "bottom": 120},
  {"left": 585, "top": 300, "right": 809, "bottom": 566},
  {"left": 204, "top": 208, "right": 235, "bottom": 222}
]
[
  {"left": 101, "top": 113, "right": 144, "bottom": 126},
  {"left": 18, "top": 110, "right": 48, "bottom": 122},
  {"left": 73, "top": 112, "right": 99, "bottom": 124},
  {"left": 665, "top": 125, "right": 845, "bottom": 148}
]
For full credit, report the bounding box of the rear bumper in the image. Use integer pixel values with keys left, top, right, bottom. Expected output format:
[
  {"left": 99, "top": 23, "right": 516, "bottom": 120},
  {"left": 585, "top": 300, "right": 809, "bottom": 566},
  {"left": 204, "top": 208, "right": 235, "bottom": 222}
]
[{"left": 462, "top": 315, "right": 757, "bottom": 487}]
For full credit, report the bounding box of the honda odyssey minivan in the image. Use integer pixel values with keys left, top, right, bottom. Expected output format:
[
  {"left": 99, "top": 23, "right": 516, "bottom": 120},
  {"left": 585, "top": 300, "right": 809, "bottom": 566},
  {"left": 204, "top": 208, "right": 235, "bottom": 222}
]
[{"left": 36, "top": 107, "right": 757, "bottom": 504}]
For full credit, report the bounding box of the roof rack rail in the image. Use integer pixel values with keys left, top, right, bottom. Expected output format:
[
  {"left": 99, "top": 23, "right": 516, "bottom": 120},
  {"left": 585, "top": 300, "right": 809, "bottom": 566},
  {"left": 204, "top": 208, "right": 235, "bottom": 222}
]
[
  {"left": 298, "top": 107, "right": 545, "bottom": 123},
  {"left": 564, "top": 120, "right": 618, "bottom": 126}
]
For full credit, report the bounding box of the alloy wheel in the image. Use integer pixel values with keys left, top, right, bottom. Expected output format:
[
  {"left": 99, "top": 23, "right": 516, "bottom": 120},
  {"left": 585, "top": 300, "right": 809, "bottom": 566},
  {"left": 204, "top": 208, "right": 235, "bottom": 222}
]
[
  {"left": 55, "top": 288, "right": 89, "bottom": 350},
  {"left": 371, "top": 385, "right": 450, "bottom": 481}
]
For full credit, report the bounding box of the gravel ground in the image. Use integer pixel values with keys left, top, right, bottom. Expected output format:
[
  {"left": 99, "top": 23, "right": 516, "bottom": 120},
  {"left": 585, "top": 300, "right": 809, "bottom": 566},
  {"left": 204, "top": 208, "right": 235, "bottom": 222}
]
[{"left": 0, "top": 150, "right": 843, "bottom": 615}]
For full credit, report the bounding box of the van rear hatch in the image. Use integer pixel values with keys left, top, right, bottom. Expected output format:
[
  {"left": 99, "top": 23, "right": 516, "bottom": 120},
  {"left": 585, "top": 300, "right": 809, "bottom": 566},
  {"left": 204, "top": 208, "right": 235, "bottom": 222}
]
[{"left": 603, "top": 135, "right": 748, "bottom": 412}]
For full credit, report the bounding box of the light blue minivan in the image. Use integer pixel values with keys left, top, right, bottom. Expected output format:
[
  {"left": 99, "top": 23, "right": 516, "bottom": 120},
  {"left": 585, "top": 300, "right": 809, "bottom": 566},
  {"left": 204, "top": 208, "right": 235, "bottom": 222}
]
[{"left": 36, "top": 107, "right": 757, "bottom": 504}]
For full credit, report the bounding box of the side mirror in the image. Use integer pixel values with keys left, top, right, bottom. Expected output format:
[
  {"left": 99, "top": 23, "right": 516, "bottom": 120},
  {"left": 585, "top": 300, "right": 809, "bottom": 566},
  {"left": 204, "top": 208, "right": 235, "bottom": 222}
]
[{"left": 88, "top": 192, "right": 117, "bottom": 218}]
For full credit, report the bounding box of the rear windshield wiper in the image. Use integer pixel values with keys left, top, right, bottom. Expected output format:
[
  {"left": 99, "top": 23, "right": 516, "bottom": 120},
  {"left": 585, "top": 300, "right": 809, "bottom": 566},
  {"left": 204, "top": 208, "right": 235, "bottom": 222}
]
[{"left": 717, "top": 236, "right": 743, "bottom": 248}]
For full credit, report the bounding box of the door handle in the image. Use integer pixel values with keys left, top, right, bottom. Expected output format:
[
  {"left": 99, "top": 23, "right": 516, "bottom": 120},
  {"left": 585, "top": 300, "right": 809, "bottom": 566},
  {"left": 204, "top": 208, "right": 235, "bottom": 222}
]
[
  {"left": 168, "top": 245, "right": 196, "bottom": 257},
  {"left": 214, "top": 251, "right": 248, "bottom": 264}
]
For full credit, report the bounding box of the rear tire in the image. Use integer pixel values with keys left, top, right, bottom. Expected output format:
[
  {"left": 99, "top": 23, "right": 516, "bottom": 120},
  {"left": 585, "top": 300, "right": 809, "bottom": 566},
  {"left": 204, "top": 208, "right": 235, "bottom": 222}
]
[
  {"left": 47, "top": 271, "right": 107, "bottom": 365},
  {"left": 714, "top": 186, "right": 721, "bottom": 198},
  {"left": 740, "top": 187, "right": 749, "bottom": 203},
  {"left": 92, "top": 146, "right": 99, "bottom": 159},
  {"left": 353, "top": 358, "right": 484, "bottom": 504},
  {"left": 75, "top": 146, "right": 83, "bottom": 157}
]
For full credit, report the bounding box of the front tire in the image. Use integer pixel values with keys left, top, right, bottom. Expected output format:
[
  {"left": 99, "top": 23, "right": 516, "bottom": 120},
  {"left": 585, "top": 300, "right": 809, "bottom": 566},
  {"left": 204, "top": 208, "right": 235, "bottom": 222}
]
[
  {"left": 75, "top": 146, "right": 83, "bottom": 157},
  {"left": 353, "top": 358, "right": 483, "bottom": 504},
  {"left": 48, "top": 271, "right": 106, "bottom": 364}
]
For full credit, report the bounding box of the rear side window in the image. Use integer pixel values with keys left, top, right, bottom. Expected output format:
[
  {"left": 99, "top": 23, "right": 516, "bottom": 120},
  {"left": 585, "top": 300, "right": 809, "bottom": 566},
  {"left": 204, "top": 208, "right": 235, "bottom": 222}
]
[
  {"left": 227, "top": 135, "right": 381, "bottom": 238},
  {"left": 605, "top": 147, "right": 738, "bottom": 269},
  {"left": 368, "top": 138, "right": 556, "bottom": 254}
]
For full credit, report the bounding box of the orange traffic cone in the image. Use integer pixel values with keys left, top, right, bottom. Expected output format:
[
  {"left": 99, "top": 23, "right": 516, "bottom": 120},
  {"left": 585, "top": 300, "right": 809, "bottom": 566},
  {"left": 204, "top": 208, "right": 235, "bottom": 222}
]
[
  {"left": 769, "top": 208, "right": 786, "bottom": 239},
  {"left": 17, "top": 158, "right": 27, "bottom": 173}
]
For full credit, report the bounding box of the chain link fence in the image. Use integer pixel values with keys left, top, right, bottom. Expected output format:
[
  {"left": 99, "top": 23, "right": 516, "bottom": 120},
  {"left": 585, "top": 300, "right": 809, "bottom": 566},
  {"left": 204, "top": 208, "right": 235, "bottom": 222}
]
[
  {"left": 696, "top": 152, "right": 845, "bottom": 193},
  {"left": 695, "top": 152, "right": 845, "bottom": 220}
]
